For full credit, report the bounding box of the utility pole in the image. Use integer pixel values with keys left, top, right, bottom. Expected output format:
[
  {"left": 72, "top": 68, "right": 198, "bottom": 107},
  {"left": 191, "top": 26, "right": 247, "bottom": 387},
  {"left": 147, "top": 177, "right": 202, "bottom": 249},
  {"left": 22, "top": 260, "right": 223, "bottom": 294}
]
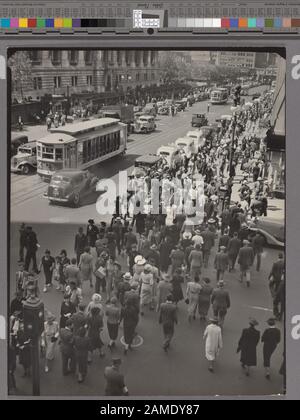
[{"left": 229, "top": 113, "right": 237, "bottom": 176}]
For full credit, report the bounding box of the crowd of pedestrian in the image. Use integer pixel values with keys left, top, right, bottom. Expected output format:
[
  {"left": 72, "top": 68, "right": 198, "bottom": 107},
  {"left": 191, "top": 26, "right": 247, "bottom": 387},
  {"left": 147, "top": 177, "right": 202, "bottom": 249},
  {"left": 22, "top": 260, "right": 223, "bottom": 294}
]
[{"left": 9, "top": 89, "right": 284, "bottom": 395}]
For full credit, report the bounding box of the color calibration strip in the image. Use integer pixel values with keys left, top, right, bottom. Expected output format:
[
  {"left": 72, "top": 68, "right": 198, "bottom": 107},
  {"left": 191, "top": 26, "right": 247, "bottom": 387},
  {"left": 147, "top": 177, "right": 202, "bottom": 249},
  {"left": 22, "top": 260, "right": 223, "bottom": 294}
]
[{"left": 1, "top": 17, "right": 300, "bottom": 29}]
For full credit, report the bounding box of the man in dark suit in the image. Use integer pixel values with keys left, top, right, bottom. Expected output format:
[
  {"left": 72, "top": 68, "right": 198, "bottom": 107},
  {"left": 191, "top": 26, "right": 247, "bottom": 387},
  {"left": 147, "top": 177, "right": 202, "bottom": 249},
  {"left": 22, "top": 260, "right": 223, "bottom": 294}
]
[
  {"left": 201, "top": 226, "right": 215, "bottom": 268},
  {"left": 237, "top": 318, "right": 260, "bottom": 377},
  {"left": 211, "top": 281, "right": 231, "bottom": 327},
  {"left": 159, "top": 295, "right": 178, "bottom": 352},
  {"left": 214, "top": 246, "right": 229, "bottom": 282},
  {"left": 262, "top": 318, "right": 281, "bottom": 380},
  {"left": 24, "top": 226, "right": 39, "bottom": 273},
  {"left": 59, "top": 319, "right": 75, "bottom": 375},
  {"left": 227, "top": 232, "right": 241, "bottom": 271},
  {"left": 237, "top": 240, "right": 254, "bottom": 287},
  {"left": 104, "top": 357, "right": 128, "bottom": 396},
  {"left": 251, "top": 232, "right": 265, "bottom": 272},
  {"left": 269, "top": 253, "right": 285, "bottom": 296},
  {"left": 70, "top": 304, "right": 87, "bottom": 335},
  {"left": 18, "top": 223, "right": 27, "bottom": 263},
  {"left": 74, "top": 227, "right": 87, "bottom": 265}
]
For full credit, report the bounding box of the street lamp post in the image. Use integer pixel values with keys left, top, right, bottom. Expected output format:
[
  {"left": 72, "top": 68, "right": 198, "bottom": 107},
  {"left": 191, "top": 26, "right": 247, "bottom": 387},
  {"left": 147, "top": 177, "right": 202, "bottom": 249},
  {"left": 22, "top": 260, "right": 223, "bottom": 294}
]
[
  {"left": 229, "top": 113, "right": 238, "bottom": 176},
  {"left": 23, "top": 292, "right": 44, "bottom": 396}
]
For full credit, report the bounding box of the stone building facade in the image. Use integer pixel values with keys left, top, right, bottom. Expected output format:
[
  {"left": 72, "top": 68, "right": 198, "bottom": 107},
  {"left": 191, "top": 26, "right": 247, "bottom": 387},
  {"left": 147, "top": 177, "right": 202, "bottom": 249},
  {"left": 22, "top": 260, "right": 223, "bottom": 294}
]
[{"left": 12, "top": 50, "right": 160, "bottom": 99}]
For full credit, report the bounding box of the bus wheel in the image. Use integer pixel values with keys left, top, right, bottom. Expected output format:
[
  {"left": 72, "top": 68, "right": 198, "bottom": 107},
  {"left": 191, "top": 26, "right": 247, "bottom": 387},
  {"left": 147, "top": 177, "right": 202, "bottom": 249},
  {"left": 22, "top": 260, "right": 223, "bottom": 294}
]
[
  {"left": 21, "top": 165, "right": 30, "bottom": 175},
  {"left": 72, "top": 193, "right": 81, "bottom": 207}
]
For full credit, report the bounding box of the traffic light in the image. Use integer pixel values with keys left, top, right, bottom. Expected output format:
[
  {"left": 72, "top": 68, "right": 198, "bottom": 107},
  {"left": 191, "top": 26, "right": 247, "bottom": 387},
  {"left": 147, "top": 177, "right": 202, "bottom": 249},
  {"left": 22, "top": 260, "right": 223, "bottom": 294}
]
[{"left": 23, "top": 299, "right": 44, "bottom": 339}]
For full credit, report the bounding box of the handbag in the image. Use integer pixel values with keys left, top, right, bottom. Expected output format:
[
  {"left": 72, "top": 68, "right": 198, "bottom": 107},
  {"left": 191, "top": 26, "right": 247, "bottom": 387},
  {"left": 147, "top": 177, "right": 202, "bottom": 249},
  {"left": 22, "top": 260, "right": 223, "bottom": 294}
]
[{"left": 95, "top": 266, "right": 106, "bottom": 279}]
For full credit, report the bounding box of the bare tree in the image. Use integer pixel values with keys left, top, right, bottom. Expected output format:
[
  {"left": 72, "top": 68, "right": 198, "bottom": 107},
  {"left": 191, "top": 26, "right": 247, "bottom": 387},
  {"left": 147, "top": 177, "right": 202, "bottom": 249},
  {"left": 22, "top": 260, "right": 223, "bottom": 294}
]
[{"left": 8, "top": 52, "right": 33, "bottom": 99}]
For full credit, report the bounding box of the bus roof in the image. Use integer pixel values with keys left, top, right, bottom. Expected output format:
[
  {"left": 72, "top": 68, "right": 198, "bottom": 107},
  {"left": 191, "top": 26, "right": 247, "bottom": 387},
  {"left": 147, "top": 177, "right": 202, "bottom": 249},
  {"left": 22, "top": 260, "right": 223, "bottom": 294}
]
[
  {"left": 37, "top": 132, "right": 76, "bottom": 145},
  {"left": 50, "top": 118, "right": 120, "bottom": 136}
]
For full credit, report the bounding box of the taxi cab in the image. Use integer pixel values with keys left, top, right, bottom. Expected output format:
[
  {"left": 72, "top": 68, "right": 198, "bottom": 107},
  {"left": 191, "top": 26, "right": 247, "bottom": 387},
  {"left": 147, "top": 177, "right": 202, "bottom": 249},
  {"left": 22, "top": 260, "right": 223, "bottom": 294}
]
[
  {"left": 186, "top": 131, "right": 206, "bottom": 150},
  {"left": 156, "top": 145, "right": 183, "bottom": 170},
  {"left": 175, "top": 137, "right": 196, "bottom": 158},
  {"left": 133, "top": 115, "right": 156, "bottom": 133},
  {"left": 131, "top": 155, "right": 163, "bottom": 178},
  {"left": 44, "top": 169, "right": 99, "bottom": 207}
]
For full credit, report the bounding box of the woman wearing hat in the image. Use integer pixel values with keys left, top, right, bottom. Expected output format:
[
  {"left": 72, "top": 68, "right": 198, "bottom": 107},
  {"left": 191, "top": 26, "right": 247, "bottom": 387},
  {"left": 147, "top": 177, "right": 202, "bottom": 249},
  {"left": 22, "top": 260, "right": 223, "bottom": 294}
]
[
  {"left": 237, "top": 319, "right": 260, "bottom": 377},
  {"left": 86, "top": 293, "right": 104, "bottom": 317},
  {"left": 79, "top": 246, "right": 94, "bottom": 289},
  {"left": 261, "top": 318, "right": 281, "bottom": 380},
  {"left": 186, "top": 275, "right": 202, "bottom": 322},
  {"left": 171, "top": 268, "right": 184, "bottom": 305},
  {"left": 41, "top": 314, "right": 59, "bottom": 373},
  {"left": 87, "top": 306, "right": 105, "bottom": 360},
  {"left": 59, "top": 293, "right": 76, "bottom": 329},
  {"left": 203, "top": 318, "right": 223, "bottom": 373},
  {"left": 106, "top": 297, "right": 122, "bottom": 349},
  {"left": 198, "top": 278, "right": 213, "bottom": 321},
  {"left": 140, "top": 265, "right": 154, "bottom": 315}
]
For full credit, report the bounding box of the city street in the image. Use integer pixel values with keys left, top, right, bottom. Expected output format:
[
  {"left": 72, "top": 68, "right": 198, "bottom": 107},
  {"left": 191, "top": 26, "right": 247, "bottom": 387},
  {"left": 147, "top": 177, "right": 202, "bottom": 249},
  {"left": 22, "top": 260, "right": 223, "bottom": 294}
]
[
  {"left": 10, "top": 84, "right": 285, "bottom": 396},
  {"left": 10, "top": 222, "right": 284, "bottom": 397},
  {"left": 11, "top": 88, "right": 263, "bottom": 224}
]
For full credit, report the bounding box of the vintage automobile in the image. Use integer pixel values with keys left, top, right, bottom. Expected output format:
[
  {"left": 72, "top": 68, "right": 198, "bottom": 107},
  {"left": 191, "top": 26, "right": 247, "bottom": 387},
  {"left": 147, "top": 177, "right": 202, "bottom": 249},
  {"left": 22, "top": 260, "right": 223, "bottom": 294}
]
[
  {"left": 44, "top": 169, "right": 99, "bottom": 207},
  {"left": 175, "top": 137, "right": 196, "bottom": 158},
  {"left": 11, "top": 141, "right": 37, "bottom": 175},
  {"left": 248, "top": 218, "right": 284, "bottom": 248},
  {"left": 130, "top": 155, "right": 163, "bottom": 178},
  {"left": 157, "top": 105, "right": 170, "bottom": 115},
  {"left": 11, "top": 133, "right": 29, "bottom": 157},
  {"left": 142, "top": 103, "right": 157, "bottom": 117},
  {"left": 174, "top": 100, "right": 186, "bottom": 112},
  {"left": 191, "top": 113, "right": 208, "bottom": 128},
  {"left": 132, "top": 115, "right": 156, "bottom": 133},
  {"left": 252, "top": 92, "right": 261, "bottom": 100},
  {"left": 156, "top": 145, "right": 183, "bottom": 170},
  {"left": 186, "top": 131, "right": 206, "bottom": 150}
]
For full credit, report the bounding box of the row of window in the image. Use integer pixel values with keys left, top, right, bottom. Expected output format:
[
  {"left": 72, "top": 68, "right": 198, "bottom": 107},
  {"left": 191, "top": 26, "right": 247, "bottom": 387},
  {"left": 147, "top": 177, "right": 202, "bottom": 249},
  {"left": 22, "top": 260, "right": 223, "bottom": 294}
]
[
  {"left": 34, "top": 75, "right": 94, "bottom": 90},
  {"left": 37, "top": 145, "right": 63, "bottom": 161},
  {"left": 81, "top": 131, "right": 121, "bottom": 164}
]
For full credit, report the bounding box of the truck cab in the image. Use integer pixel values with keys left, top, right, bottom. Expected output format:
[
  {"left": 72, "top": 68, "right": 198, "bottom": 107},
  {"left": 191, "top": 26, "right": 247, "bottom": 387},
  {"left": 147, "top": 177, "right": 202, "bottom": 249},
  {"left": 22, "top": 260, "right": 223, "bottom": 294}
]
[{"left": 11, "top": 141, "right": 37, "bottom": 174}]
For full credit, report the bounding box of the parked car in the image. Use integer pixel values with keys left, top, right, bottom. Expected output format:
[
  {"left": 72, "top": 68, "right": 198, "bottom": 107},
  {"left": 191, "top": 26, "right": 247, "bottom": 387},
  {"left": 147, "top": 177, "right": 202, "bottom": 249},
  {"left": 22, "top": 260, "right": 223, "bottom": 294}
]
[
  {"left": 175, "top": 137, "right": 196, "bottom": 158},
  {"left": 252, "top": 92, "right": 261, "bottom": 100},
  {"left": 248, "top": 218, "right": 284, "bottom": 248},
  {"left": 132, "top": 115, "right": 156, "bottom": 133},
  {"left": 174, "top": 100, "right": 186, "bottom": 112},
  {"left": 11, "top": 133, "right": 29, "bottom": 157},
  {"left": 186, "top": 131, "right": 206, "bottom": 150},
  {"left": 157, "top": 145, "right": 183, "bottom": 170},
  {"left": 157, "top": 106, "right": 170, "bottom": 115},
  {"left": 44, "top": 170, "right": 99, "bottom": 207},
  {"left": 131, "top": 155, "right": 163, "bottom": 178},
  {"left": 11, "top": 141, "right": 37, "bottom": 175},
  {"left": 191, "top": 113, "right": 208, "bottom": 128}
]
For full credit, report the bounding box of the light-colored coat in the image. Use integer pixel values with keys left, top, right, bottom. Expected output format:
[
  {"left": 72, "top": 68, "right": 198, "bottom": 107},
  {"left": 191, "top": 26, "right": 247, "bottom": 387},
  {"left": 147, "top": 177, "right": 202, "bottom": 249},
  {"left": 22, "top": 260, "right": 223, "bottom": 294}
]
[{"left": 203, "top": 324, "right": 223, "bottom": 361}]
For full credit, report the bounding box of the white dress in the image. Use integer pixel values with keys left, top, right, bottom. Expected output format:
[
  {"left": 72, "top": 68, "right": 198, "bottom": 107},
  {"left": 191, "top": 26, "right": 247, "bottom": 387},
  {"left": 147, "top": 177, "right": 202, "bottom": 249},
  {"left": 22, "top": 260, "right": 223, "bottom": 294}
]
[{"left": 203, "top": 324, "right": 223, "bottom": 361}]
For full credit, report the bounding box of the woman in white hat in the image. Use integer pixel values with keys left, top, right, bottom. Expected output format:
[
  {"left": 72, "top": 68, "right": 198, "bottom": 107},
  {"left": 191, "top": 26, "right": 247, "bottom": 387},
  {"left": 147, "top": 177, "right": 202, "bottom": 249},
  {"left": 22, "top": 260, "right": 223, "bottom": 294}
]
[
  {"left": 140, "top": 264, "right": 154, "bottom": 315},
  {"left": 41, "top": 313, "right": 59, "bottom": 373},
  {"left": 85, "top": 293, "right": 104, "bottom": 317}
]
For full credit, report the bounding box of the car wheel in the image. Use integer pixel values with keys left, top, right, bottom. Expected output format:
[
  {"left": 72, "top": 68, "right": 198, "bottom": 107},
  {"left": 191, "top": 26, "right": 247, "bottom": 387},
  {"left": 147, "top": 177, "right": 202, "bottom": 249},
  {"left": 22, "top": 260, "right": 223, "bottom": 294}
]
[
  {"left": 72, "top": 193, "right": 81, "bottom": 207},
  {"left": 21, "top": 165, "right": 30, "bottom": 175}
]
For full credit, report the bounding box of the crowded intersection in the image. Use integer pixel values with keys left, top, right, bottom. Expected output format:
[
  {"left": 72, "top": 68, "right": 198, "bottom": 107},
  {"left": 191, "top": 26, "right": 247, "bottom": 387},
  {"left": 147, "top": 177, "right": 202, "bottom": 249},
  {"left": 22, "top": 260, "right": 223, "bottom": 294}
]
[{"left": 9, "top": 81, "right": 285, "bottom": 396}]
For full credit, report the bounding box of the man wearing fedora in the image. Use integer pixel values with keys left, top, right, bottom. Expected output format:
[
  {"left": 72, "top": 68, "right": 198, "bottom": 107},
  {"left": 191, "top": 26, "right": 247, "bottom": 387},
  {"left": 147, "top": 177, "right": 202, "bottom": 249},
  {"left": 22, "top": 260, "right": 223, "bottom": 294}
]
[
  {"left": 237, "top": 318, "right": 260, "bottom": 377},
  {"left": 104, "top": 357, "right": 129, "bottom": 396},
  {"left": 214, "top": 246, "right": 229, "bottom": 282},
  {"left": 211, "top": 281, "right": 231, "bottom": 328},
  {"left": 86, "top": 219, "right": 99, "bottom": 248},
  {"left": 159, "top": 294, "right": 178, "bottom": 353},
  {"left": 156, "top": 274, "right": 173, "bottom": 312},
  {"left": 200, "top": 225, "right": 215, "bottom": 268},
  {"left": 261, "top": 318, "right": 281, "bottom": 380},
  {"left": 237, "top": 240, "right": 255, "bottom": 287}
]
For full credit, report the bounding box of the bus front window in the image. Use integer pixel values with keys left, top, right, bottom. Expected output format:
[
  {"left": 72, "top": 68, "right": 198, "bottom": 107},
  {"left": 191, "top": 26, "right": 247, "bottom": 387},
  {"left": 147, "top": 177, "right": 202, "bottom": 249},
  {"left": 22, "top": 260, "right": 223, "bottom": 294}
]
[{"left": 55, "top": 148, "right": 63, "bottom": 161}]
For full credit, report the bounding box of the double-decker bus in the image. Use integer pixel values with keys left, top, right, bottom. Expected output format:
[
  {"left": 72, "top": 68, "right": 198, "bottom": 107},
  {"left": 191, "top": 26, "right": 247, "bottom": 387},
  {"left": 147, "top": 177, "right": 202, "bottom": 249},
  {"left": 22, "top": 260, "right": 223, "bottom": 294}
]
[
  {"left": 210, "top": 88, "right": 229, "bottom": 105},
  {"left": 37, "top": 118, "right": 127, "bottom": 180}
]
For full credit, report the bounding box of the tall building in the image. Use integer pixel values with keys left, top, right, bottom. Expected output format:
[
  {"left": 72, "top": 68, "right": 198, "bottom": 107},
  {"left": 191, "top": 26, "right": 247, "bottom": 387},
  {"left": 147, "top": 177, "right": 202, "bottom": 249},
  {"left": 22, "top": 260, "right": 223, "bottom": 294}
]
[
  {"left": 212, "top": 51, "right": 256, "bottom": 69},
  {"left": 11, "top": 50, "right": 160, "bottom": 99}
]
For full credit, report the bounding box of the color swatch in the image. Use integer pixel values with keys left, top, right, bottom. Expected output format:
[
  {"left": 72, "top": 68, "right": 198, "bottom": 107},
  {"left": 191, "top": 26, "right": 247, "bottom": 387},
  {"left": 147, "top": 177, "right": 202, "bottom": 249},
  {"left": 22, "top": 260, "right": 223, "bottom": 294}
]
[{"left": 0, "top": 17, "right": 300, "bottom": 29}]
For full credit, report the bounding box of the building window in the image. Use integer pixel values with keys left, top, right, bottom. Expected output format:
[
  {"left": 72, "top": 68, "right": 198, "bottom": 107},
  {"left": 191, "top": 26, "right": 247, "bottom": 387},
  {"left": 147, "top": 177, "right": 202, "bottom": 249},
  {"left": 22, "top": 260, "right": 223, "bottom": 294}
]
[
  {"left": 30, "top": 51, "right": 41, "bottom": 64},
  {"left": 54, "top": 76, "right": 61, "bottom": 88},
  {"left": 144, "top": 73, "right": 148, "bottom": 81},
  {"left": 136, "top": 73, "right": 140, "bottom": 82},
  {"left": 152, "top": 73, "right": 155, "bottom": 80},
  {"left": 87, "top": 75, "right": 93, "bottom": 85},
  {"left": 69, "top": 51, "right": 79, "bottom": 65},
  {"left": 71, "top": 76, "right": 78, "bottom": 87},
  {"left": 51, "top": 51, "right": 62, "bottom": 65},
  {"left": 84, "top": 51, "right": 93, "bottom": 65},
  {"left": 33, "top": 77, "right": 42, "bottom": 90},
  {"left": 117, "top": 51, "right": 122, "bottom": 66}
]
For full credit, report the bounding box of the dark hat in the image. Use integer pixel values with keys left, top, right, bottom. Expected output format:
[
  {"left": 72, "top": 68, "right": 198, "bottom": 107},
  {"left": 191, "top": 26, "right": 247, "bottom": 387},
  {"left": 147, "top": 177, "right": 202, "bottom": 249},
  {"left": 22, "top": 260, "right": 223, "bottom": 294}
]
[
  {"left": 249, "top": 318, "right": 259, "bottom": 327},
  {"left": 112, "top": 356, "right": 122, "bottom": 365},
  {"left": 209, "top": 317, "right": 219, "bottom": 324},
  {"left": 88, "top": 219, "right": 94, "bottom": 224},
  {"left": 267, "top": 318, "right": 276, "bottom": 326}
]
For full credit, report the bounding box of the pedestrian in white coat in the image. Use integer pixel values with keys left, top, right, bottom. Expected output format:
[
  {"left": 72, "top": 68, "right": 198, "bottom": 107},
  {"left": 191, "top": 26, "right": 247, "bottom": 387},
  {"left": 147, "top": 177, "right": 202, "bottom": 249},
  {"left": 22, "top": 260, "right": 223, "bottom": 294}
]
[{"left": 203, "top": 318, "right": 223, "bottom": 373}]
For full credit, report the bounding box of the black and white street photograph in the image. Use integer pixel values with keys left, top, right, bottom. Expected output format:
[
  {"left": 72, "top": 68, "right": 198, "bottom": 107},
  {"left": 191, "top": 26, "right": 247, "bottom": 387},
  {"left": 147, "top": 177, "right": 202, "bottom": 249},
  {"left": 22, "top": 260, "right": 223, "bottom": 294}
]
[{"left": 8, "top": 49, "right": 285, "bottom": 396}]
